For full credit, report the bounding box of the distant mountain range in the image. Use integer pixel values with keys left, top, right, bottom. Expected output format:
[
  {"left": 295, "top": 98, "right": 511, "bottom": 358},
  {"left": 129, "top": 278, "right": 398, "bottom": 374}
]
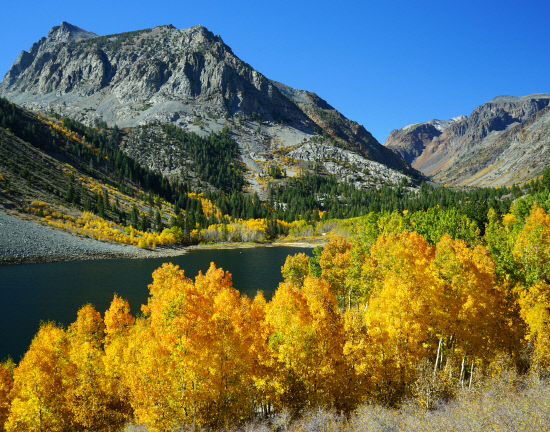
[
  {"left": 3, "top": 22, "right": 549, "bottom": 190},
  {"left": 385, "top": 94, "right": 550, "bottom": 186},
  {"left": 0, "top": 22, "right": 416, "bottom": 195}
]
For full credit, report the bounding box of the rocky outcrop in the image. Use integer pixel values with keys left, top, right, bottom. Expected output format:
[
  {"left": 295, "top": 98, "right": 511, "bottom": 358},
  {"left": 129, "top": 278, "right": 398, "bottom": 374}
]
[
  {"left": 385, "top": 95, "right": 550, "bottom": 186},
  {"left": 272, "top": 81, "right": 414, "bottom": 174},
  {"left": 0, "top": 23, "right": 310, "bottom": 128},
  {"left": 385, "top": 115, "right": 467, "bottom": 165},
  {"left": 287, "top": 141, "right": 409, "bottom": 189},
  {"left": 1, "top": 22, "right": 420, "bottom": 193},
  {"left": 385, "top": 123, "right": 442, "bottom": 165}
]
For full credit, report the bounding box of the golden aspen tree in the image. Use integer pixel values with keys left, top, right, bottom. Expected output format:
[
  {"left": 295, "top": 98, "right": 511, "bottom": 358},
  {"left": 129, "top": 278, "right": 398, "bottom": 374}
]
[
  {"left": 516, "top": 281, "right": 550, "bottom": 369},
  {"left": 265, "top": 276, "right": 349, "bottom": 413},
  {"left": 318, "top": 236, "right": 352, "bottom": 307},
  {"left": 104, "top": 295, "right": 135, "bottom": 343},
  {"left": 123, "top": 264, "right": 194, "bottom": 430},
  {"left": 345, "top": 244, "right": 368, "bottom": 308},
  {"left": 6, "top": 323, "right": 73, "bottom": 432},
  {"left": 281, "top": 252, "right": 310, "bottom": 287},
  {"left": 197, "top": 269, "right": 254, "bottom": 426},
  {"left": 125, "top": 263, "right": 255, "bottom": 429},
  {"left": 484, "top": 209, "right": 520, "bottom": 282},
  {"left": 342, "top": 308, "right": 373, "bottom": 404},
  {"left": 66, "top": 304, "right": 121, "bottom": 431},
  {"left": 377, "top": 210, "right": 407, "bottom": 237},
  {"left": 240, "top": 292, "right": 276, "bottom": 417},
  {"left": 103, "top": 295, "right": 135, "bottom": 426},
  {"left": 122, "top": 317, "right": 175, "bottom": 430},
  {"left": 0, "top": 362, "right": 14, "bottom": 432},
  {"left": 359, "top": 232, "right": 441, "bottom": 404},
  {"left": 303, "top": 279, "right": 364, "bottom": 414},
  {"left": 262, "top": 281, "right": 307, "bottom": 410},
  {"left": 433, "top": 235, "right": 519, "bottom": 372}
]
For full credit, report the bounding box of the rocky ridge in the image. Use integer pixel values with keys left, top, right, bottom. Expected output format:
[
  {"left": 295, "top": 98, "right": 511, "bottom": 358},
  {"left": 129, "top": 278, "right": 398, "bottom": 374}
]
[
  {"left": 1, "top": 23, "right": 309, "bottom": 127},
  {"left": 0, "top": 210, "right": 184, "bottom": 265},
  {"left": 385, "top": 95, "right": 550, "bottom": 186},
  {"left": 1, "top": 22, "right": 417, "bottom": 193},
  {"left": 385, "top": 115, "right": 466, "bottom": 165},
  {"left": 272, "top": 81, "right": 412, "bottom": 173},
  {"left": 287, "top": 141, "right": 409, "bottom": 189}
]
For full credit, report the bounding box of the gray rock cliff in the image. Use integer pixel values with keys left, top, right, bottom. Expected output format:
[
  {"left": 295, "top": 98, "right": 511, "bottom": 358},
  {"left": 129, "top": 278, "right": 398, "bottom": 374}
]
[
  {"left": 385, "top": 95, "right": 550, "bottom": 186},
  {"left": 1, "top": 22, "right": 420, "bottom": 193}
]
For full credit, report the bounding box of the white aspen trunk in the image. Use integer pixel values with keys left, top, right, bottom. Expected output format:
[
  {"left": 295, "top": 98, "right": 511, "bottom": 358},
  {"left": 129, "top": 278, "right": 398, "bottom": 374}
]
[
  {"left": 460, "top": 352, "right": 466, "bottom": 388},
  {"left": 434, "top": 337, "right": 442, "bottom": 377},
  {"left": 469, "top": 359, "right": 474, "bottom": 389}
]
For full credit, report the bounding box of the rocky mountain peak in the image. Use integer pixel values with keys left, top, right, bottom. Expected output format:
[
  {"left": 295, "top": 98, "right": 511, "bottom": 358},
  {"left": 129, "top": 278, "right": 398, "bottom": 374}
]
[
  {"left": 0, "top": 22, "right": 420, "bottom": 193},
  {"left": 488, "top": 93, "right": 550, "bottom": 104},
  {"left": 0, "top": 22, "right": 288, "bottom": 122},
  {"left": 46, "top": 21, "right": 98, "bottom": 43},
  {"left": 386, "top": 93, "right": 550, "bottom": 187},
  {"left": 384, "top": 123, "right": 442, "bottom": 165},
  {"left": 385, "top": 114, "right": 468, "bottom": 165},
  {"left": 399, "top": 115, "right": 466, "bottom": 135},
  {"left": 427, "top": 115, "right": 467, "bottom": 131}
]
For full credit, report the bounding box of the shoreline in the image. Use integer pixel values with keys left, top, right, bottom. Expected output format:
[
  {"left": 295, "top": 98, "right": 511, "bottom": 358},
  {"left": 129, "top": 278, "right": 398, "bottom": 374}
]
[
  {"left": 1, "top": 208, "right": 323, "bottom": 267},
  {"left": 0, "top": 246, "right": 189, "bottom": 266},
  {"left": 0, "top": 240, "right": 323, "bottom": 267},
  {"left": 187, "top": 240, "right": 323, "bottom": 251}
]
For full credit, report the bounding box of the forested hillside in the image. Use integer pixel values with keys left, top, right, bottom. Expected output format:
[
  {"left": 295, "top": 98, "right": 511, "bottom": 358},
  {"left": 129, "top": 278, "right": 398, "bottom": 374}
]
[
  {"left": 2, "top": 179, "right": 550, "bottom": 430},
  {"left": 1, "top": 97, "right": 524, "bottom": 249},
  {"left": 3, "top": 95, "right": 550, "bottom": 429}
]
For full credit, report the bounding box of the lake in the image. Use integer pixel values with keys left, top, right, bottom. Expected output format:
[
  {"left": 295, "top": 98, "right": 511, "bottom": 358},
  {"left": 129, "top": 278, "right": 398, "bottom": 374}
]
[{"left": 0, "top": 246, "right": 312, "bottom": 361}]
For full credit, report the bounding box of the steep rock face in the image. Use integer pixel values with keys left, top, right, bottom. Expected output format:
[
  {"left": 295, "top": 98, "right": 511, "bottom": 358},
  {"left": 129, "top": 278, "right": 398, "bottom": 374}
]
[
  {"left": 431, "top": 103, "right": 550, "bottom": 186},
  {"left": 385, "top": 123, "right": 441, "bottom": 165},
  {"left": 286, "top": 142, "right": 409, "bottom": 189},
  {"left": 386, "top": 95, "right": 550, "bottom": 186},
  {"left": 419, "top": 94, "right": 550, "bottom": 185},
  {"left": 0, "top": 23, "right": 309, "bottom": 127},
  {"left": 2, "top": 22, "right": 98, "bottom": 90},
  {"left": 385, "top": 115, "right": 466, "bottom": 166},
  {"left": 272, "top": 81, "right": 414, "bottom": 174},
  {"left": 1, "top": 22, "right": 420, "bottom": 193}
]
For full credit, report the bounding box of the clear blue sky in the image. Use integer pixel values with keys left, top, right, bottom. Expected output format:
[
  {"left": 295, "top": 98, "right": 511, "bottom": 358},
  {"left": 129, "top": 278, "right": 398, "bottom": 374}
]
[{"left": 1, "top": 0, "right": 549, "bottom": 142}]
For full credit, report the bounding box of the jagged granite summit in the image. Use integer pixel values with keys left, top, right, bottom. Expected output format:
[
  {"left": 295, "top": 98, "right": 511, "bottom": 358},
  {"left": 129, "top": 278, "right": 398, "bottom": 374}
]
[
  {"left": 384, "top": 116, "right": 466, "bottom": 166},
  {"left": 1, "top": 22, "right": 416, "bottom": 190},
  {"left": 0, "top": 22, "right": 308, "bottom": 126},
  {"left": 385, "top": 95, "right": 550, "bottom": 186}
]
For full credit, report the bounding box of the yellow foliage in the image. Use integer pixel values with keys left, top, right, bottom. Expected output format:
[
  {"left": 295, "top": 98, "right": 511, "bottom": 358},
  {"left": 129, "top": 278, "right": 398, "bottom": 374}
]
[
  {"left": 5, "top": 212, "right": 547, "bottom": 427},
  {"left": 0, "top": 363, "right": 13, "bottom": 432},
  {"left": 516, "top": 281, "right": 550, "bottom": 367},
  {"left": 124, "top": 263, "right": 258, "bottom": 428},
  {"left": 6, "top": 324, "right": 72, "bottom": 432}
]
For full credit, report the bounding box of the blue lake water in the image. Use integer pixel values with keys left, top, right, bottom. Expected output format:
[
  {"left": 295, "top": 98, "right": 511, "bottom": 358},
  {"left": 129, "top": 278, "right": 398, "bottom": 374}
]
[{"left": 0, "top": 246, "right": 312, "bottom": 361}]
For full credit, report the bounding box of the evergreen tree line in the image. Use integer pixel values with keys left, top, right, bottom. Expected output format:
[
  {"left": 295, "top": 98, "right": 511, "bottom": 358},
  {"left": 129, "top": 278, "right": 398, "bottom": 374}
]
[
  {"left": 61, "top": 117, "right": 173, "bottom": 200},
  {"left": 266, "top": 171, "right": 514, "bottom": 228},
  {"left": 161, "top": 123, "right": 245, "bottom": 192},
  {"left": 0, "top": 99, "right": 45, "bottom": 147},
  {"left": 4, "top": 96, "right": 550, "bottom": 241}
]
